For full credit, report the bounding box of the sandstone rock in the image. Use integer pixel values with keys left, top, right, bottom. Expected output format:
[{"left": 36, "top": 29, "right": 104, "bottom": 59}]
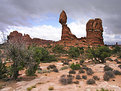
[
  {"left": 86, "top": 18, "right": 104, "bottom": 45},
  {"left": 59, "top": 10, "right": 67, "bottom": 25},
  {"left": 59, "top": 10, "right": 77, "bottom": 41},
  {"left": 7, "top": 31, "right": 54, "bottom": 46}
]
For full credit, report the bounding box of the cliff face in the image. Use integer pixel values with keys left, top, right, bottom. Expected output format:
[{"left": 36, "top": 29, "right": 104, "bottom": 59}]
[{"left": 7, "top": 10, "right": 104, "bottom": 47}]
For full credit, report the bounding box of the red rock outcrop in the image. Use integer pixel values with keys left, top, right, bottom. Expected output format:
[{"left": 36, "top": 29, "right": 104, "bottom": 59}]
[
  {"left": 7, "top": 31, "right": 54, "bottom": 46},
  {"left": 59, "top": 10, "right": 77, "bottom": 41},
  {"left": 86, "top": 18, "right": 104, "bottom": 45}
]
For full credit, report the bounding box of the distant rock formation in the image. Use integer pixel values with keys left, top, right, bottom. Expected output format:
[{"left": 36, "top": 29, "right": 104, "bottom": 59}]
[
  {"left": 7, "top": 10, "right": 104, "bottom": 47},
  {"left": 7, "top": 31, "right": 54, "bottom": 46}
]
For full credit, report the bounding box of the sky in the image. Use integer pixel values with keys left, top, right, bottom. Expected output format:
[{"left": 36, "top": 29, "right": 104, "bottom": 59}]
[{"left": 0, "top": 0, "right": 121, "bottom": 45}]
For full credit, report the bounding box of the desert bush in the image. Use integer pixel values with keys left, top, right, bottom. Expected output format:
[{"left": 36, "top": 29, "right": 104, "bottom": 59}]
[
  {"left": 31, "top": 47, "right": 57, "bottom": 63},
  {"left": 59, "top": 75, "right": 73, "bottom": 85},
  {"left": 86, "top": 79, "right": 95, "bottom": 85},
  {"left": 96, "top": 88, "right": 114, "bottom": 91},
  {"left": 0, "top": 58, "right": 7, "bottom": 79},
  {"left": 106, "top": 58, "right": 113, "bottom": 61},
  {"left": 104, "top": 65, "right": 113, "bottom": 71},
  {"left": 78, "top": 47, "right": 84, "bottom": 54},
  {"left": 118, "top": 65, "right": 121, "bottom": 69},
  {"left": 47, "top": 65, "right": 56, "bottom": 70},
  {"left": 113, "top": 70, "right": 121, "bottom": 75},
  {"left": 60, "top": 66, "right": 69, "bottom": 70},
  {"left": 73, "top": 81, "right": 79, "bottom": 84},
  {"left": 53, "top": 68, "right": 59, "bottom": 72},
  {"left": 68, "top": 47, "right": 80, "bottom": 58},
  {"left": 86, "top": 68, "right": 94, "bottom": 75},
  {"left": 80, "top": 59, "right": 84, "bottom": 65},
  {"left": 78, "top": 69, "right": 85, "bottom": 73},
  {"left": 5, "top": 42, "right": 26, "bottom": 80},
  {"left": 93, "top": 76, "right": 100, "bottom": 80},
  {"left": 69, "top": 70, "right": 76, "bottom": 74},
  {"left": 48, "top": 86, "right": 54, "bottom": 90},
  {"left": 103, "top": 71, "right": 115, "bottom": 81},
  {"left": 76, "top": 75, "right": 81, "bottom": 79},
  {"left": 70, "top": 63, "right": 81, "bottom": 70},
  {"left": 52, "top": 44, "right": 66, "bottom": 53},
  {"left": 27, "top": 85, "right": 36, "bottom": 91},
  {"left": 112, "top": 45, "right": 121, "bottom": 54},
  {"left": 82, "top": 75, "right": 87, "bottom": 79},
  {"left": 86, "top": 46, "right": 111, "bottom": 63}
]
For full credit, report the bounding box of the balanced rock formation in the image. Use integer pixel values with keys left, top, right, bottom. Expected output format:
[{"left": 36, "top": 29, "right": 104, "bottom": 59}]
[{"left": 59, "top": 10, "right": 77, "bottom": 41}]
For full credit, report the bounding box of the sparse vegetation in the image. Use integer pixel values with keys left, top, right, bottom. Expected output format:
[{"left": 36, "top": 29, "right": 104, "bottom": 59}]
[
  {"left": 76, "top": 75, "right": 81, "bottom": 79},
  {"left": 59, "top": 75, "right": 73, "bottom": 85},
  {"left": 27, "top": 85, "right": 36, "bottom": 91},
  {"left": 86, "top": 68, "right": 94, "bottom": 75},
  {"left": 103, "top": 71, "right": 115, "bottom": 81},
  {"left": 113, "top": 70, "right": 121, "bottom": 75},
  {"left": 52, "top": 44, "right": 66, "bottom": 53},
  {"left": 96, "top": 88, "right": 114, "bottom": 91},
  {"left": 48, "top": 86, "right": 54, "bottom": 90},
  {"left": 86, "top": 46, "right": 111, "bottom": 63},
  {"left": 82, "top": 75, "right": 87, "bottom": 79},
  {"left": 69, "top": 70, "right": 76, "bottom": 74},
  {"left": 60, "top": 66, "right": 69, "bottom": 70},
  {"left": 86, "top": 79, "right": 95, "bottom": 85},
  {"left": 78, "top": 69, "right": 85, "bottom": 73},
  {"left": 70, "top": 63, "right": 81, "bottom": 70},
  {"left": 68, "top": 47, "right": 80, "bottom": 58},
  {"left": 104, "top": 65, "right": 113, "bottom": 71},
  {"left": 93, "top": 76, "right": 100, "bottom": 80}
]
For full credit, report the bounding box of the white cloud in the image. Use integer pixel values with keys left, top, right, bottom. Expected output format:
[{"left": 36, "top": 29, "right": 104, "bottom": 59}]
[{"left": 2, "top": 21, "right": 121, "bottom": 45}]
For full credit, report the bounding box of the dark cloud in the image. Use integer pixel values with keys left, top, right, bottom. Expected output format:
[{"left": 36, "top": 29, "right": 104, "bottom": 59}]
[{"left": 0, "top": 0, "right": 121, "bottom": 44}]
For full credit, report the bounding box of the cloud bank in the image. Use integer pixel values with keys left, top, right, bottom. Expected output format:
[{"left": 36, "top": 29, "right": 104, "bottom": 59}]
[{"left": 0, "top": 0, "right": 121, "bottom": 44}]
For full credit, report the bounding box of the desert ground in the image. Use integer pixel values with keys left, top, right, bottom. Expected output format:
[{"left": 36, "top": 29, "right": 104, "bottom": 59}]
[{"left": 0, "top": 55, "right": 121, "bottom": 91}]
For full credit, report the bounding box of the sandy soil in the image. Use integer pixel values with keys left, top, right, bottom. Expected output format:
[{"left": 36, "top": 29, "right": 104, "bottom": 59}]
[{"left": 0, "top": 56, "right": 121, "bottom": 91}]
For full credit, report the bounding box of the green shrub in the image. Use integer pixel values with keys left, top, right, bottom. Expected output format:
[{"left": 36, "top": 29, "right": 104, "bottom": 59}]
[
  {"left": 112, "top": 45, "right": 121, "bottom": 54},
  {"left": 82, "top": 75, "right": 87, "bottom": 79},
  {"left": 69, "top": 70, "right": 76, "bottom": 74},
  {"left": 86, "top": 46, "right": 111, "bottom": 63},
  {"left": 60, "top": 66, "right": 69, "bottom": 70},
  {"left": 52, "top": 44, "right": 66, "bottom": 53},
  {"left": 0, "top": 59, "right": 7, "bottom": 79},
  {"left": 70, "top": 63, "right": 81, "bottom": 70},
  {"left": 68, "top": 47, "right": 80, "bottom": 58},
  {"left": 48, "top": 86, "right": 54, "bottom": 90},
  {"left": 80, "top": 59, "right": 84, "bottom": 65},
  {"left": 96, "top": 88, "right": 114, "bottom": 91}
]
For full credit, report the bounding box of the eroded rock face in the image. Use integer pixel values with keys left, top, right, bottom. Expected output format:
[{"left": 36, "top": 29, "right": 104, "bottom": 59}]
[
  {"left": 59, "top": 10, "right": 67, "bottom": 25},
  {"left": 59, "top": 10, "right": 77, "bottom": 41},
  {"left": 86, "top": 18, "right": 104, "bottom": 45},
  {"left": 7, "top": 31, "right": 54, "bottom": 46}
]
